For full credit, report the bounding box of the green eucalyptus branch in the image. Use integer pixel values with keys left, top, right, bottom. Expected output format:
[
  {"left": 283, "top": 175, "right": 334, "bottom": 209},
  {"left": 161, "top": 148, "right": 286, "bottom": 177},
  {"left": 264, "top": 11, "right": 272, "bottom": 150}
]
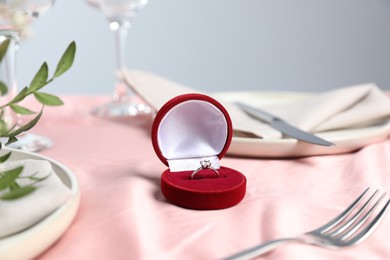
[
  {"left": 0, "top": 41, "right": 76, "bottom": 144},
  {"left": 0, "top": 40, "right": 76, "bottom": 200},
  {"left": 0, "top": 41, "right": 76, "bottom": 110}
]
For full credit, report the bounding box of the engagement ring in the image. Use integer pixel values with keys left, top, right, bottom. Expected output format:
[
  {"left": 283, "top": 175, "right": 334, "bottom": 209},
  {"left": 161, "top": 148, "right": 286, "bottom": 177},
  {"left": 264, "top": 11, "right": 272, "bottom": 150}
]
[{"left": 191, "top": 159, "right": 219, "bottom": 179}]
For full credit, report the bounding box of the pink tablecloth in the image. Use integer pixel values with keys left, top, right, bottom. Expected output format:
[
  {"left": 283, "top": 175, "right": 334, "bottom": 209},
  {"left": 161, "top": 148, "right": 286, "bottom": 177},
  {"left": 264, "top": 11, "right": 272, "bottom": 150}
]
[{"left": 29, "top": 95, "right": 390, "bottom": 260}]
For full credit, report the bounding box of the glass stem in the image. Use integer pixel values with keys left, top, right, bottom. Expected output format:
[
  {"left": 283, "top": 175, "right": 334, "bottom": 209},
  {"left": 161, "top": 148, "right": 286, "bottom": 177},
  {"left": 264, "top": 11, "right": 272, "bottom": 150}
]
[
  {"left": 110, "top": 21, "right": 131, "bottom": 103},
  {"left": 1, "top": 34, "right": 20, "bottom": 127},
  {"left": 4, "top": 35, "right": 19, "bottom": 99}
]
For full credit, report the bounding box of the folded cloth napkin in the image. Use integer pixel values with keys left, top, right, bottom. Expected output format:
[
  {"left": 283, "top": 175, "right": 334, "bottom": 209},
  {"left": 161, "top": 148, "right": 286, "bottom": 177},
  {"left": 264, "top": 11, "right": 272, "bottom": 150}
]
[
  {"left": 0, "top": 159, "right": 72, "bottom": 238},
  {"left": 120, "top": 69, "right": 390, "bottom": 139}
]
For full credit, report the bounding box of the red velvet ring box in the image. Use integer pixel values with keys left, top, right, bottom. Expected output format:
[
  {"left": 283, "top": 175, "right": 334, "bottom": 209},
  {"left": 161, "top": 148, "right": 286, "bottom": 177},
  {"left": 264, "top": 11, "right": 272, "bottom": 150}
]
[{"left": 151, "top": 93, "right": 246, "bottom": 210}]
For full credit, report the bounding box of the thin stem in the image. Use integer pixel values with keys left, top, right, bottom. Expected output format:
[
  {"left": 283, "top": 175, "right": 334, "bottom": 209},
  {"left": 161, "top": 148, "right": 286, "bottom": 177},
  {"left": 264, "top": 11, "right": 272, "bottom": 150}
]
[{"left": 109, "top": 20, "right": 131, "bottom": 103}]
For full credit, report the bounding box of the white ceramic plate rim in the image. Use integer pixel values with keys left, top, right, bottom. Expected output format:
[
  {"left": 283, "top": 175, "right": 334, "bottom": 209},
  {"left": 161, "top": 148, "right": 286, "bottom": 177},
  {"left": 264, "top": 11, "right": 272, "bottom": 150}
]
[
  {"left": 0, "top": 148, "right": 80, "bottom": 259},
  {"left": 214, "top": 90, "right": 390, "bottom": 158}
]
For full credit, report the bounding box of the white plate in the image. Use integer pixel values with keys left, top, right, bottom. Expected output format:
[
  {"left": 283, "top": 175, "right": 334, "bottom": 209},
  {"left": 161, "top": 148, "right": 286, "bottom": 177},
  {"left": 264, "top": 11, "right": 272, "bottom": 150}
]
[
  {"left": 0, "top": 148, "right": 80, "bottom": 259},
  {"left": 214, "top": 91, "right": 390, "bottom": 158}
]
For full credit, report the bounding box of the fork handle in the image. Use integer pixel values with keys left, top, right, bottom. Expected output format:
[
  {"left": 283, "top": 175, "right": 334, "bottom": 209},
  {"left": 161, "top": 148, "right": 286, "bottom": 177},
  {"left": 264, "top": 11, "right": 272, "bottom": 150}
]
[{"left": 224, "top": 238, "right": 296, "bottom": 260}]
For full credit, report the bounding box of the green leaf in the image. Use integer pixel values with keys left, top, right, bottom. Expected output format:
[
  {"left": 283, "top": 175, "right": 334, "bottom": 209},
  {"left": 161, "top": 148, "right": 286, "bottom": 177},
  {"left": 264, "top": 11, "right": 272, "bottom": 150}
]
[
  {"left": 5, "top": 109, "right": 43, "bottom": 139},
  {"left": 0, "top": 152, "right": 12, "bottom": 163},
  {"left": 34, "top": 92, "right": 64, "bottom": 106},
  {"left": 10, "top": 86, "right": 29, "bottom": 103},
  {"left": 0, "top": 119, "right": 8, "bottom": 135},
  {"left": 28, "top": 173, "right": 50, "bottom": 183},
  {"left": 0, "top": 80, "right": 8, "bottom": 96},
  {"left": 0, "top": 186, "right": 36, "bottom": 200},
  {"left": 9, "top": 104, "right": 36, "bottom": 115},
  {"left": 53, "top": 41, "right": 76, "bottom": 78},
  {"left": 9, "top": 181, "right": 20, "bottom": 190},
  {"left": 5, "top": 136, "right": 18, "bottom": 145},
  {"left": 0, "top": 166, "right": 23, "bottom": 191},
  {"left": 29, "top": 62, "right": 49, "bottom": 91},
  {"left": 0, "top": 39, "right": 10, "bottom": 63}
]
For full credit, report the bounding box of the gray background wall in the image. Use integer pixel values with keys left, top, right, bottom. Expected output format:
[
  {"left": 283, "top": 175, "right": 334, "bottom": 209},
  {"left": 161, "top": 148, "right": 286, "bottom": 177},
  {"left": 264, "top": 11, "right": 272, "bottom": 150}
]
[{"left": 17, "top": 0, "right": 390, "bottom": 95}]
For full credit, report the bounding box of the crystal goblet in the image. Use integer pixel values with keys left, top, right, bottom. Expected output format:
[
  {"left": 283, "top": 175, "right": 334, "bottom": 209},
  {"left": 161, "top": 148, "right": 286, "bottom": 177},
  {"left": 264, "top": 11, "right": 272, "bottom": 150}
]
[
  {"left": 86, "top": 0, "right": 151, "bottom": 122},
  {"left": 0, "top": 0, "right": 55, "bottom": 152}
]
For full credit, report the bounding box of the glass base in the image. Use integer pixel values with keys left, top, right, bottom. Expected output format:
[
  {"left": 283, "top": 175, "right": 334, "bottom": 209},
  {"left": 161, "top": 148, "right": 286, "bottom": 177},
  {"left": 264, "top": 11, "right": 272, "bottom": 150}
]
[
  {"left": 5, "top": 133, "right": 53, "bottom": 152},
  {"left": 91, "top": 99, "right": 153, "bottom": 124}
]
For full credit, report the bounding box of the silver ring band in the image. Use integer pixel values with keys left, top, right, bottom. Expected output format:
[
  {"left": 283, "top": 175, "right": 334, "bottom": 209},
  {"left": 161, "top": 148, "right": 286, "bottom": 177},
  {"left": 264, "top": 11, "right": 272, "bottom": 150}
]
[{"left": 191, "top": 159, "right": 219, "bottom": 179}]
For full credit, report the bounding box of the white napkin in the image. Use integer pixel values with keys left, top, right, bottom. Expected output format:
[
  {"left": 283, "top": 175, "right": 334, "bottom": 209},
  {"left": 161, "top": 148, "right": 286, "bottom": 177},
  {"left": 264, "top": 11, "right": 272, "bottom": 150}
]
[
  {"left": 0, "top": 159, "right": 72, "bottom": 238},
  {"left": 120, "top": 69, "right": 390, "bottom": 139},
  {"left": 260, "top": 84, "right": 390, "bottom": 133}
]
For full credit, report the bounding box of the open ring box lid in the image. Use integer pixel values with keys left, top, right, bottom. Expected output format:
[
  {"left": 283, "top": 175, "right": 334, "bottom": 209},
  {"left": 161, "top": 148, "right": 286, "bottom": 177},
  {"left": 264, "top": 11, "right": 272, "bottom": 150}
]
[{"left": 151, "top": 93, "right": 246, "bottom": 210}]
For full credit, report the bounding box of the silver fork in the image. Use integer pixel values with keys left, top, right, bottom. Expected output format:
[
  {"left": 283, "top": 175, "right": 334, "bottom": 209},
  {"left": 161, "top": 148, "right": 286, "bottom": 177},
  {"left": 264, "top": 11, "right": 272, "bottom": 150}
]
[{"left": 224, "top": 188, "right": 390, "bottom": 260}]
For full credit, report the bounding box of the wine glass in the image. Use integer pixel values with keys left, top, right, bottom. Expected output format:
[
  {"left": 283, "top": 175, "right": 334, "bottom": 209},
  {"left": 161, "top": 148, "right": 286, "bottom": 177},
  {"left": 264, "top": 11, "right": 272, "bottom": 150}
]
[
  {"left": 86, "top": 0, "right": 152, "bottom": 122},
  {"left": 0, "top": 0, "right": 55, "bottom": 152}
]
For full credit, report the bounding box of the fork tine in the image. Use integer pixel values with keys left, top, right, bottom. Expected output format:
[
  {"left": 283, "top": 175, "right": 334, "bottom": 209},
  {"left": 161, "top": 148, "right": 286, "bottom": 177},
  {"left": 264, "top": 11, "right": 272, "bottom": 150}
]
[
  {"left": 314, "top": 188, "right": 370, "bottom": 233},
  {"left": 344, "top": 198, "right": 390, "bottom": 246},
  {"left": 223, "top": 188, "right": 388, "bottom": 259},
  {"left": 328, "top": 190, "right": 380, "bottom": 237},
  {"left": 338, "top": 192, "right": 385, "bottom": 240}
]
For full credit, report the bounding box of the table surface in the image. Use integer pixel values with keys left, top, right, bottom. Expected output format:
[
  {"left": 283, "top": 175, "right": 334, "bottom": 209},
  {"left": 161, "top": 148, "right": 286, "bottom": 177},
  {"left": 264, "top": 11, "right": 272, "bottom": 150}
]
[{"left": 29, "top": 95, "right": 390, "bottom": 260}]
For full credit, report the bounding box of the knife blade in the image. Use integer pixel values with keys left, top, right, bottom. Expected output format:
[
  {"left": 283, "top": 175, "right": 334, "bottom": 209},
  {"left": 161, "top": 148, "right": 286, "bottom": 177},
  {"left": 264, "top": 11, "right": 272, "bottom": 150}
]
[{"left": 235, "top": 102, "right": 334, "bottom": 146}]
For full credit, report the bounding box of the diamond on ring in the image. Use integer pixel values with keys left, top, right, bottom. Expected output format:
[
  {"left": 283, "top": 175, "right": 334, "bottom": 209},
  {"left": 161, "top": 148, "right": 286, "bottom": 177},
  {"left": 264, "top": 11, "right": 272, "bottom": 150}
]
[
  {"left": 191, "top": 159, "right": 219, "bottom": 179},
  {"left": 200, "top": 159, "right": 212, "bottom": 169}
]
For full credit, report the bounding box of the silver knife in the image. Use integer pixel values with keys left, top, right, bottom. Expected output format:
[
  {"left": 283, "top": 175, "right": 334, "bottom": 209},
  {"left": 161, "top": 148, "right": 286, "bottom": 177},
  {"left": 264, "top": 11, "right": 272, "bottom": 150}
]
[{"left": 235, "top": 102, "right": 334, "bottom": 146}]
